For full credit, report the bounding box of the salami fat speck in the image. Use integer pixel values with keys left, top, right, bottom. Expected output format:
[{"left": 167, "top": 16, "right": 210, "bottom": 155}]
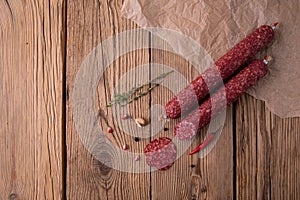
[
  {"left": 174, "top": 58, "right": 270, "bottom": 140},
  {"left": 144, "top": 137, "right": 177, "bottom": 170},
  {"left": 165, "top": 24, "right": 276, "bottom": 119}
]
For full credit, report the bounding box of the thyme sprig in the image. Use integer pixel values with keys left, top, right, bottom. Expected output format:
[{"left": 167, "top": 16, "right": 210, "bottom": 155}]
[{"left": 106, "top": 70, "right": 174, "bottom": 107}]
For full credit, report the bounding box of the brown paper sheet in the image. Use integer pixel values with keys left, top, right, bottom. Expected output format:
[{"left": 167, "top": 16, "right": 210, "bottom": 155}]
[{"left": 121, "top": 0, "right": 300, "bottom": 118}]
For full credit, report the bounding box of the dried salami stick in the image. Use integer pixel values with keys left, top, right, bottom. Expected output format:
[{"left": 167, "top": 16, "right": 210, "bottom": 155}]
[
  {"left": 174, "top": 57, "right": 271, "bottom": 140},
  {"left": 165, "top": 23, "right": 277, "bottom": 119}
]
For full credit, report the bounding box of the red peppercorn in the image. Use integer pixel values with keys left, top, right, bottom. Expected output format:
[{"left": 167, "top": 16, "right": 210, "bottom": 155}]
[
  {"left": 107, "top": 127, "right": 113, "bottom": 133},
  {"left": 122, "top": 144, "right": 129, "bottom": 150},
  {"left": 121, "top": 114, "right": 129, "bottom": 120},
  {"left": 134, "top": 155, "right": 140, "bottom": 161}
]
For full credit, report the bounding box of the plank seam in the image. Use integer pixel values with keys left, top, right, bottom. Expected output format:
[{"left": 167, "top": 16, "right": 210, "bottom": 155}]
[
  {"left": 62, "top": 0, "right": 68, "bottom": 199},
  {"left": 233, "top": 103, "right": 237, "bottom": 200},
  {"left": 148, "top": 30, "right": 153, "bottom": 200}
]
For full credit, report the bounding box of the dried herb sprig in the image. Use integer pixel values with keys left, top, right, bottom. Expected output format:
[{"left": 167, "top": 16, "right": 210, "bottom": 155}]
[{"left": 106, "top": 70, "right": 174, "bottom": 107}]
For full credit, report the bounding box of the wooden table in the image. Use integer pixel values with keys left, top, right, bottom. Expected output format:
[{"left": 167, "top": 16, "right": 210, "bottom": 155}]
[{"left": 1, "top": 0, "right": 299, "bottom": 199}]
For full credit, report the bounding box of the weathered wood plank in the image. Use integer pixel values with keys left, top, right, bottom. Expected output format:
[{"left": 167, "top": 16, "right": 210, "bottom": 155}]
[
  {"left": 150, "top": 45, "right": 234, "bottom": 199},
  {"left": 149, "top": 49, "right": 196, "bottom": 200},
  {"left": 66, "top": 0, "right": 150, "bottom": 199},
  {"left": 196, "top": 108, "right": 234, "bottom": 200},
  {"left": 235, "top": 95, "right": 269, "bottom": 199},
  {"left": 0, "top": 0, "right": 65, "bottom": 199},
  {"left": 235, "top": 94, "right": 300, "bottom": 199},
  {"left": 270, "top": 115, "right": 300, "bottom": 199}
]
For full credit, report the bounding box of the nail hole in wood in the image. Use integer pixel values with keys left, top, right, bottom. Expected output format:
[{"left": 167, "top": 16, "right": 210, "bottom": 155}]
[
  {"left": 200, "top": 186, "right": 207, "bottom": 193},
  {"left": 9, "top": 193, "right": 18, "bottom": 200}
]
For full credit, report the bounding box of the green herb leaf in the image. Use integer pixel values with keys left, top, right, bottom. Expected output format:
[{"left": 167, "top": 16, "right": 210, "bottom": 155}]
[{"left": 106, "top": 70, "right": 174, "bottom": 107}]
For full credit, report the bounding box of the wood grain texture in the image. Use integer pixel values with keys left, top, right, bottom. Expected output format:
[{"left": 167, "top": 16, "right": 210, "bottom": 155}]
[
  {"left": 66, "top": 0, "right": 150, "bottom": 199},
  {"left": 150, "top": 49, "right": 196, "bottom": 200},
  {"left": 2, "top": 0, "right": 298, "bottom": 199},
  {"left": 0, "top": 0, "right": 65, "bottom": 199},
  {"left": 235, "top": 94, "right": 300, "bottom": 200},
  {"left": 150, "top": 46, "right": 234, "bottom": 199},
  {"left": 270, "top": 115, "right": 300, "bottom": 199}
]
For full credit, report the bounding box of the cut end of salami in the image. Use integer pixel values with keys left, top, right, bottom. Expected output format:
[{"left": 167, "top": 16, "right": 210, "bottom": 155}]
[
  {"left": 165, "top": 98, "right": 181, "bottom": 119},
  {"left": 174, "top": 120, "right": 197, "bottom": 140},
  {"left": 144, "top": 137, "right": 177, "bottom": 170}
]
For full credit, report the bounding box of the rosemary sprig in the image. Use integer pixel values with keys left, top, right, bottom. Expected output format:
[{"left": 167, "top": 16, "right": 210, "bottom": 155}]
[{"left": 106, "top": 70, "right": 174, "bottom": 107}]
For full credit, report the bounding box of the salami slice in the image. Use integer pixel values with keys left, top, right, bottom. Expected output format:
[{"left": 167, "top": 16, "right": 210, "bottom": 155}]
[
  {"left": 144, "top": 137, "right": 177, "bottom": 170},
  {"left": 165, "top": 23, "right": 277, "bottom": 119}
]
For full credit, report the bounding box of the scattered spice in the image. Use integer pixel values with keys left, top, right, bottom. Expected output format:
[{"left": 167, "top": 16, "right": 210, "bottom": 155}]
[
  {"left": 134, "top": 155, "right": 140, "bottom": 161},
  {"left": 159, "top": 114, "right": 168, "bottom": 121},
  {"left": 107, "top": 127, "right": 113, "bottom": 133},
  {"left": 135, "top": 118, "right": 146, "bottom": 127},
  {"left": 189, "top": 134, "right": 214, "bottom": 155},
  {"left": 122, "top": 144, "right": 129, "bottom": 150},
  {"left": 121, "top": 114, "right": 130, "bottom": 120},
  {"left": 134, "top": 137, "right": 140, "bottom": 142},
  {"left": 163, "top": 127, "right": 169, "bottom": 131},
  {"left": 106, "top": 71, "right": 174, "bottom": 107},
  {"left": 191, "top": 164, "right": 196, "bottom": 168}
]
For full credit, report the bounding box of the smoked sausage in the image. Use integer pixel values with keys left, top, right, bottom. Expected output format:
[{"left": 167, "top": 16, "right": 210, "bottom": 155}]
[
  {"left": 165, "top": 24, "right": 277, "bottom": 119},
  {"left": 174, "top": 58, "right": 270, "bottom": 140}
]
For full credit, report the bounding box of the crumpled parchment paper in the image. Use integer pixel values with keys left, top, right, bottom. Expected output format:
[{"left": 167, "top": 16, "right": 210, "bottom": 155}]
[{"left": 121, "top": 0, "right": 300, "bottom": 118}]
